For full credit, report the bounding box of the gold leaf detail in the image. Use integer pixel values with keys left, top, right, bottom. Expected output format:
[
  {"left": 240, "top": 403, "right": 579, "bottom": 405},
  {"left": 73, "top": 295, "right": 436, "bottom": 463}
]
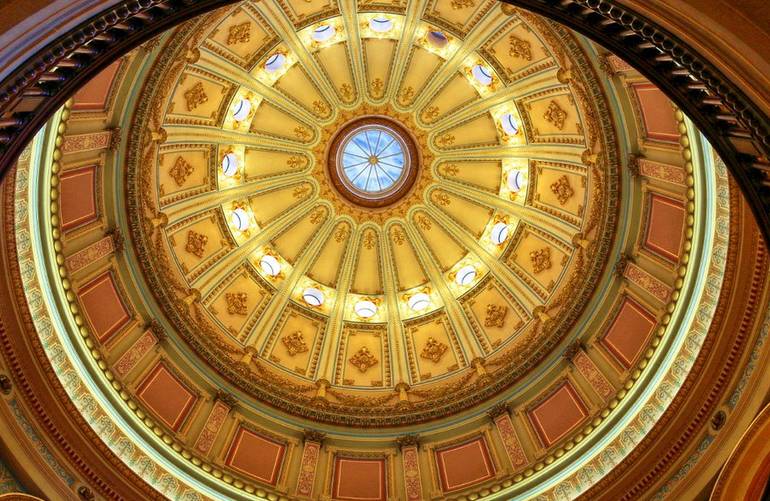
[
  {"left": 227, "top": 22, "right": 251, "bottom": 45},
  {"left": 363, "top": 231, "right": 377, "bottom": 250},
  {"left": 433, "top": 191, "right": 450, "bottom": 206},
  {"left": 185, "top": 230, "right": 208, "bottom": 258},
  {"left": 392, "top": 227, "right": 406, "bottom": 246},
  {"left": 451, "top": 0, "right": 475, "bottom": 9},
  {"left": 282, "top": 331, "right": 309, "bottom": 356},
  {"left": 508, "top": 35, "right": 532, "bottom": 61},
  {"left": 340, "top": 83, "right": 354, "bottom": 101},
  {"left": 437, "top": 133, "right": 455, "bottom": 147},
  {"left": 484, "top": 304, "right": 508, "bottom": 328},
  {"left": 312, "top": 100, "right": 329, "bottom": 115},
  {"left": 441, "top": 164, "right": 459, "bottom": 177},
  {"left": 370, "top": 78, "right": 384, "bottom": 98},
  {"left": 530, "top": 247, "right": 552, "bottom": 273},
  {"left": 334, "top": 224, "right": 349, "bottom": 243},
  {"left": 422, "top": 106, "right": 439, "bottom": 121},
  {"left": 544, "top": 100, "right": 567, "bottom": 130},
  {"left": 415, "top": 215, "right": 432, "bottom": 231},
  {"left": 225, "top": 292, "right": 248, "bottom": 315},
  {"left": 550, "top": 175, "right": 574, "bottom": 205},
  {"left": 310, "top": 208, "right": 327, "bottom": 224},
  {"left": 349, "top": 346, "right": 378, "bottom": 373},
  {"left": 184, "top": 82, "right": 208, "bottom": 111},
  {"left": 287, "top": 155, "right": 306, "bottom": 169},
  {"left": 169, "top": 156, "right": 194, "bottom": 186},
  {"left": 294, "top": 126, "right": 311, "bottom": 141},
  {"left": 398, "top": 86, "right": 414, "bottom": 105},
  {"left": 293, "top": 185, "right": 311, "bottom": 199},
  {"left": 420, "top": 337, "right": 448, "bottom": 363}
]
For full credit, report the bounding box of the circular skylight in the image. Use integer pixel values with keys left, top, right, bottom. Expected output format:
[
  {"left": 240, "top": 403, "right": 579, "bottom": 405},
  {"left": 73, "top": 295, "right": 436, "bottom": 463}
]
[
  {"left": 221, "top": 153, "right": 239, "bottom": 176},
  {"left": 369, "top": 17, "right": 393, "bottom": 32},
  {"left": 303, "top": 287, "right": 324, "bottom": 307},
  {"left": 507, "top": 170, "right": 524, "bottom": 192},
  {"left": 231, "top": 208, "right": 250, "bottom": 231},
  {"left": 339, "top": 126, "right": 407, "bottom": 195},
  {"left": 408, "top": 292, "right": 431, "bottom": 312},
  {"left": 500, "top": 113, "right": 519, "bottom": 135},
  {"left": 232, "top": 98, "right": 251, "bottom": 121},
  {"left": 491, "top": 222, "right": 510, "bottom": 245},
  {"left": 455, "top": 265, "right": 477, "bottom": 286},
  {"left": 354, "top": 300, "right": 378, "bottom": 318},
  {"left": 264, "top": 53, "right": 286, "bottom": 72},
  {"left": 312, "top": 24, "right": 335, "bottom": 42},
  {"left": 427, "top": 31, "right": 448, "bottom": 48},
  {"left": 260, "top": 255, "right": 281, "bottom": 276},
  {"left": 472, "top": 64, "right": 493, "bottom": 86}
]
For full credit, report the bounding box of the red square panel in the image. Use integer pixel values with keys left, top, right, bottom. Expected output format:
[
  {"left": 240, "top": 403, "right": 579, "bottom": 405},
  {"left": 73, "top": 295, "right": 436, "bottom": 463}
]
[
  {"left": 78, "top": 271, "right": 131, "bottom": 343},
  {"left": 136, "top": 363, "right": 197, "bottom": 432},
  {"left": 435, "top": 436, "right": 495, "bottom": 492},
  {"left": 644, "top": 194, "right": 686, "bottom": 262},
  {"left": 528, "top": 382, "right": 588, "bottom": 446},
  {"left": 59, "top": 165, "right": 97, "bottom": 231},
  {"left": 72, "top": 60, "right": 122, "bottom": 111},
  {"left": 332, "top": 456, "right": 387, "bottom": 501},
  {"left": 225, "top": 427, "right": 286, "bottom": 485},
  {"left": 632, "top": 82, "right": 679, "bottom": 143},
  {"left": 602, "top": 297, "right": 657, "bottom": 368}
]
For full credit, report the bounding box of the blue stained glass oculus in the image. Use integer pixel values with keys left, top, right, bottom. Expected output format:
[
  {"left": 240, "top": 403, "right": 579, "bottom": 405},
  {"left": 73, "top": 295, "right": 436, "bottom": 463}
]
[{"left": 340, "top": 127, "right": 407, "bottom": 194}]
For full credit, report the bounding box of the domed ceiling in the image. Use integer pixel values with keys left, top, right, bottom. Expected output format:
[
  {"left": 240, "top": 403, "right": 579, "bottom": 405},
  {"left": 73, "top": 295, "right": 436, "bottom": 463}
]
[
  {"left": 127, "top": 0, "right": 618, "bottom": 425},
  {"left": 11, "top": 0, "right": 764, "bottom": 499}
]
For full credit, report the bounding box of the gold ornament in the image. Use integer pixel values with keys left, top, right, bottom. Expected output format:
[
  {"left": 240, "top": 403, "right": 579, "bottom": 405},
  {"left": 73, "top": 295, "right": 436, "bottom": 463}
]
[
  {"left": 550, "top": 175, "right": 574, "bottom": 205},
  {"left": 227, "top": 22, "right": 251, "bottom": 45},
  {"left": 420, "top": 337, "right": 448, "bottom": 363},
  {"left": 184, "top": 82, "right": 208, "bottom": 111},
  {"left": 451, "top": 0, "right": 475, "bottom": 9},
  {"left": 544, "top": 100, "right": 567, "bottom": 130},
  {"left": 169, "top": 156, "right": 194, "bottom": 186},
  {"left": 185, "top": 230, "right": 208, "bottom": 258},
  {"left": 225, "top": 292, "right": 248, "bottom": 315},
  {"left": 530, "top": 247, "right": 552, "bottom": 273},
  {"left": 349, "top": 346, "right": 378, "bottom": 373},
  {"left": 484, "top": 304, "right": 508, "bottom": 328},
  {"left": 282, "top": 331, "right": 309, "bottom": 356},
  {"left": 508, "top": 35, "right": 532, "bottom": 61}
]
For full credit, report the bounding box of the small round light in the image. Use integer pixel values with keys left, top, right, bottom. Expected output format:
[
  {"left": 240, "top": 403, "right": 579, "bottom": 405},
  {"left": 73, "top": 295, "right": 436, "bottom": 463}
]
[
  {"left": 455, "top": 265, "right": 477, "bottom": 286},
  {"left": 500, "top": 113, "right": 519, "bottom": 135},
  {"left": 222, "top": 153, "right": 239, "bottom": 176},
  {"left": 312, "top": 24, "right": 335, "bottom": 42},
  {"left": 471, "top": 64, "right": 493, "bottom": 86},
  {"left": 491, "top": 222, "right": 509, "bottom": 245},
  {"left": 264, "top": 53, "right": 286, "bottom": 72},
  {"left": 369, "top": 17, "right": 393, "bottom": 32},
  {"left": 260, "top": 255, "right": 281, "bottom": 276},
  {"left": 231, "top": 208, "right": 250, "bottom": 231},
  {"left": 427, "top": 31, "right": 448, "bottom": 48},
  {"left": 232, "top": 98, "right": 252, "bottom": 121},
  {"left": 303, "top": 287, "right": 324, "bottom": 307},
  {"left": 408, "top": 292, "right": 430, "bottom": 312},
  {"left": 355, "top": 300, "right": 378, "bottom": 318},
  {"left": 507, "top": 170, "right": 523, "bottom": 192}
]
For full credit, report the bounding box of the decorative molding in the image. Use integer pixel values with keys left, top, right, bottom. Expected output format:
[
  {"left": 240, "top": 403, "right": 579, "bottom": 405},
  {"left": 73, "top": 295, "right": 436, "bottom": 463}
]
[
  {"left": 62, "top": 131, "right": 114, "bottom": 154},
  {"left": 193, "top": 399, "right": 231, "bottom": 454},
  {"left": 296, "top": 440, "right": 321, "bottom": 498},
  {"left": 113, "top": 328, "right": 158, "bottom": 378},
  {"left": 493, "top": 412, "right": 528, "bottom": 470},
  {"left": 572, "top": 348, "right": 614, "bottom": 400},
  {"left": 624, "top": 262, "right": 672, "bottom": 303},
  {"left": 65, "top": 235, "right": 115, "bottom": 274}
]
